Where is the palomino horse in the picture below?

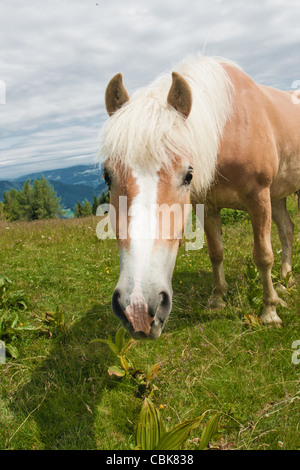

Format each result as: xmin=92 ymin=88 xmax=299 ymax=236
xmin=100 ymin=54 xmax=300 ymax=339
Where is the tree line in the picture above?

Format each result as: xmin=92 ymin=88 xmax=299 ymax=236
xmin=0 ymin=177 xmax=110 ymax=221
xmin=0 ymin=177 xmax=63 ymax=221
xmin=74 ymin=190 xmax=109 ymax=218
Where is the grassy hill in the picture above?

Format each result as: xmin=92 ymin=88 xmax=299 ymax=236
xmin=0 ymin=199 xmax=299 ymax=450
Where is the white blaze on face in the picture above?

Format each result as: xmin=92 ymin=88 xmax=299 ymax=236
xmin=124 ymin=168 xmax=159 ymax=334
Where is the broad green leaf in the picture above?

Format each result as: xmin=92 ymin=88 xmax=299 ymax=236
xmin=135 ymin=397 xmax=164 ymax=450
xmin=198 ymin=413 xmax=220 ymax=450
xmin=155 ymin=415 xmax=205 ymax=450
xmin=120 ymin=338 xmax=135 ymax=356
xmin=107 ymin=365 xmax=126 ymax=377
xmin=115 ymin=326 xmax=126 ymax=353
xmin=120 ymin=355 xmax=129 ymax=373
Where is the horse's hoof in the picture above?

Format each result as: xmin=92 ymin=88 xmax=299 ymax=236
xmin=208 ymin=295 xmax=226 ymax=309
xmin=261 ymin=306 xmax=282 ymax=327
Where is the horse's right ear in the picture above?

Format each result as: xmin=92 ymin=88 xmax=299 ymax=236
xmin=105 ymin=73 xmax=130 ymax=117
xmin=167 ymin=72 xmax=192 ymax=119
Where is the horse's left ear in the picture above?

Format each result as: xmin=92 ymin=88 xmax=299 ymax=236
xmin=105 ymin=73 xmax=130 ymax=117
xmin=167 ymin=72 xmax=192 ymax=119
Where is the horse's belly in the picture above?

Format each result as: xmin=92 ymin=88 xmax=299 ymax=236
xmin=271 ymin=157 xmax=300 ymax=199
xmin=199 ymin=187 xmax=247 ymax=211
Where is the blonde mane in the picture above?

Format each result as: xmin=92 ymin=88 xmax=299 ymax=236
xmin=99 ymin=54 xmax=235 ymax=195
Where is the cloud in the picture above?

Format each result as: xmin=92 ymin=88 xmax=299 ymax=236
xmin=0 ymin=0 xmax=299 ymax=178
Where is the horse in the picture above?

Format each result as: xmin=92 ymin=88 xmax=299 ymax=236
xmin=99 ymin=54 xmax=300 ymax=340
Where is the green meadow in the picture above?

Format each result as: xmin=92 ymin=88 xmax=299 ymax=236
xmin=0 ymin=198 xmax=299 ymax=450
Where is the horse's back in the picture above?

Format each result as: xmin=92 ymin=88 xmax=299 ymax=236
xmin=258 ymin=84 xmax=300 ymax=199
xmin=206 ymin=63 xmax=300 ymax=208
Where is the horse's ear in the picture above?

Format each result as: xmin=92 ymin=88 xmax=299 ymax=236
xmin=105 ymin=73 xmax=130 ymax=117
xmin=167 ymin=72 xmax=192 ymax=119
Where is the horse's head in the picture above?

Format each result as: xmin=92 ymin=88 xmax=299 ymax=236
xmin=102 ymin=72 xmax=194 ymax=339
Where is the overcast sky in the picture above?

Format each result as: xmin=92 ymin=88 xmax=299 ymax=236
xmin=0 ymin=0 xmax=300 ymax=179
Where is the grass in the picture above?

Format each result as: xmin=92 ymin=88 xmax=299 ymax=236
xmin=0 ymin=198 xmax=299 ymax=450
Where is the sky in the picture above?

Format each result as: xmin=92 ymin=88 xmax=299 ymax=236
xmin=0 ymin=0 xmax=300 ymax=179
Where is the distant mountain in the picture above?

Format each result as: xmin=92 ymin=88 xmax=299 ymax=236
xmin=0 ymin=181 xmax=23 ymax=193
xmin=0 ymin=164 xmax=107 ymax=211
xmin=14 ymin=164 xmax=103 ymax=189
xmin=49 ymin=180 xmax=105 ymax=209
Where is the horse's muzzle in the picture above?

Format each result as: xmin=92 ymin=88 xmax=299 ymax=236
xmin=111 ymin=288 xmax=172 ymax=340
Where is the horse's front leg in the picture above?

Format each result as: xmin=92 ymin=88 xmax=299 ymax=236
xmin=204 ymin=209 xmax=228 ymax=308
xmin=247 ymin=188 xmax=282 ymax=326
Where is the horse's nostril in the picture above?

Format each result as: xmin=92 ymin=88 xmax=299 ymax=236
xmin=159 ymin=291 xmax=171 ymax=310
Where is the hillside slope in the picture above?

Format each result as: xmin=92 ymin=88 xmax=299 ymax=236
xmin=0 ymin=198 xmax=299 ymax=450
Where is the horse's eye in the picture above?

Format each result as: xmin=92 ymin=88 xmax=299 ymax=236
xmin=184 ymin=171 xmax=193 ymax=186
xmin=103 ymin=170 xmax=111 ymax=189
